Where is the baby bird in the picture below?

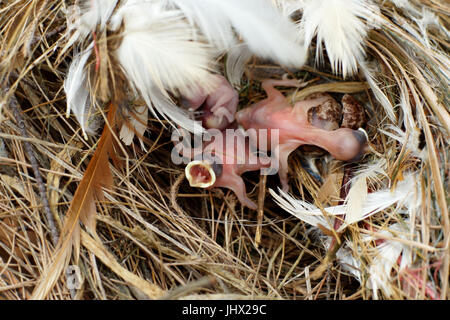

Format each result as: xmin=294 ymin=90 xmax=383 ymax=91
xmin=185 ymin=128 xmax=271 ymax=210
xmin=181 ymin=75 xmax=239 ymax=131
xmin=182 ymin=76 xmax=271 ymax=209
xmin=236 ymin=79 xmax=368 ymax=191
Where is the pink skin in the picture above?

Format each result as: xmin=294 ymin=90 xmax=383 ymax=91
xmin=188 ymin=129 xmax=271 ymax=210
xmin=181 ymin=75 xmax=239 ymax=130
xmin=182 ymin=75 xmax=268 ymax=208
xmin=236 ymin=79 xmax=368 ymax=191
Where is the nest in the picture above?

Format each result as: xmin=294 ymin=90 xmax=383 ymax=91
xmin=0 ymin=0 xmax=448 ymax=300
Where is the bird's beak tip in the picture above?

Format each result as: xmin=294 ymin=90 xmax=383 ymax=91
xmin=185 ymin=160 xmax=216 ymax=188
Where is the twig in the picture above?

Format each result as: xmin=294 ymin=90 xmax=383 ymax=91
xmin=310 ymin=239 xmax=343 ymax=280
xmin=170 ymin=172 xmax=187 ymax=216
xmin=30 ymin=25 xmax=66 ymax=48
xmin=310 ymin=164 xmax=355 ymax=280
xmin=161 ymin=276 xmax=217 ymax=300
xmin=304 ymin=266 xmax=312 ymax=300
xmin=8 ymin=90 xmax=59 ymax=246
xmin=255 ymin=174 xmax=267 ymax=247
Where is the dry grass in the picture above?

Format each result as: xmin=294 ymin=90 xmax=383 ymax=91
xmin=0 ymin=0 xmax=448 ymax=300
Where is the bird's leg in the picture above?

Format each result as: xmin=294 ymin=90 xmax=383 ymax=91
xmin=201 ymin=75 xmax=239 ymax=130
xmin=260 ymin=79 xmax=304 ymax=108
xmin=273 ymin=142 xmax=299 ymax=192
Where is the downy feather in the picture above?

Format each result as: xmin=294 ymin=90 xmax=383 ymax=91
xmin=344 ymin=175 xmax=368 ymax=226
xmin=119 ymin=105 xmax=148 ymax=149
xmin=328 ymin=180 xmax=421 ymax=298
xmin=166 ymin=0 xmax=306 ymax=67
xmin=273 ymin=0 xmax=305 ymax=18
xmin=225 ymin=44 xmax=253 ymax=88
xmin=344 ymin=159 xmax=388 ymax=226
xmin=64 ymin=0 xmax=118 ymax=51
xmin=380 ymin=125 xmax=427 ymax=161
xmin=270 ymin=173 xmax=419 ymax=231
xmin=378 ymin=80 xmax=425 ymax=160
xmin=64 ymin=48 xmax=92 ymax=139
xmin=365 ymin=221 xmax=414 ymax=298
xmin=299 ymin=0 xmax=380 ymax=78
xmin=113 ymin=1 xmax=211 ymax=133
xmin=332 ymin=222 xmax=414 ymax=299
xmin=360 ymin=62 xmax=397 ymax=122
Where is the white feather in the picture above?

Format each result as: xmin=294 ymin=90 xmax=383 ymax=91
xmin=273 ymin=0 xmax=305 ymax=18
xmin=390 ymin=5 xmax=450 ymax=82
xmin=65 ymin=0 xmax=118 ymax=49
xmin=365 ymin=221 xmax=414 ymax=298
xmin=379 ymin=81 xmax=425 ymax=161
xmin=113 ymin=1 xmax=211 ymax=133
xmin=316 ymin=171 xmax=422 ymax=298
xmin=398 ymin=81 xmax=416 ymax=131
xmin=344 ymin=176 xmax=368 ymax=226
xmin=299 ymin=0 xmax=380 ymax=78
xmin=389 ymin=0 xmax=411 ymax=9
xmin=344 ymin=159 xmax=388 ymax=226
xmin=393 ymin=8 xmax=438 ymax=50
xmin=335 ymin=244 xmax=363 ymax=282
xmin=119 ymin=105 xmax=148 ymax=149
xmin=225 ymin=44 xmax=253 ymax=88
xmin=412 ymin=8 xmax=443 ymax=50
xmin=166 ymin=0 xmax=306 ymax=67
xmin=270 ymin=173 xmax=420 ymax=231
xmin=64 ymin=48 xmax=92 ymax=139
xmin=163 ymin=0 xmax=236 ymax=51
xmin=360 ymin=62 xmax=397 ymax=122
xmin=349 ymin=158 xmax=388 ymax=187
xmin=148 ymin=86 xmax=204 ymax=134
xmin=269 ymin=189 xmax=329 ymax=228
xmin=380 ymin=126 xmax=427 ymax=161
xmin=332 ymin=222 xmax=413 ymax=299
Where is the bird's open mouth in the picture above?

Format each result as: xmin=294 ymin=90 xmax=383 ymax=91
xmin=185 ymin=160 xmax=216 ymax=188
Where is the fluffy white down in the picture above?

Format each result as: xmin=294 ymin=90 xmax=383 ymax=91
xmin=166 ymin=0 xmax=306 ymax=66
xmin=270 ymin=173 xmax=420 ymax=230
xmin=113 ymin=1 xmax=212 ymax=133
xmin=64 ymin=48 xmax=92 ymax=139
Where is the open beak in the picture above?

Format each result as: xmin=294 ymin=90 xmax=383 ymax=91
xmin=185 ymin=160 xmax=216 ymax=188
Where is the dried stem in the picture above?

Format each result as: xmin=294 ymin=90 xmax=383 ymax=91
xmin=7 ymin=89 xmax=59 ymax=247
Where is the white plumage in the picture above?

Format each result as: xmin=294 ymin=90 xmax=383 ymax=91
xmin=270 ymin=173 xmax=420 ymax=231
xmin=360 ymin=62 xmax=397 ymax=122
xmin=112 ymin=1 xmax=213 ymax=133
xmin=64 ymin=0 xmax=307 ymax=134
xmin=298 ymin=0 xmax=380 ymax=78
xmin=167 ymin=0 xmax=306 ymax=66
xmin=64 ymin=48 xmax=92 ymax=139
xmin=272 ymin=171 xmax=425 ymax=298
xmin=332 ymin=221 xmax=414 ymax=299
xmin=225 ymin=44 xmax=254 ymax=88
